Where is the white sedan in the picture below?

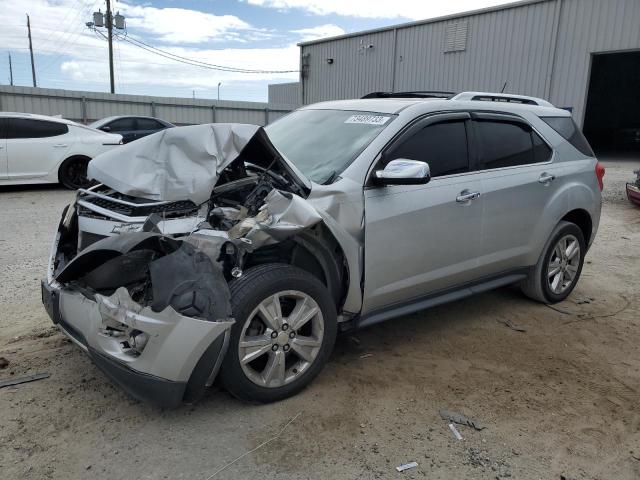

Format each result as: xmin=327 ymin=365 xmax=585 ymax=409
xmin=0 ymin=112 xmax=123 ymax=189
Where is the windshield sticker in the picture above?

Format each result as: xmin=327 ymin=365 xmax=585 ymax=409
xmin=344 ymin=115 xmax=390 ymax=126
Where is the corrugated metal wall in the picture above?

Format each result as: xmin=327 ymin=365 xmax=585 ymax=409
xmin=300 ymin=0 xmax=640 ymax=126
xmin=268 ymin=82 xmax=300 ymax=105
xmin=393 ymin=1 xmax=557 ymax=96
xmin=0 ymin=86 xmax=293 ymax=126
xmin=550 ymin=0 xmax=640 ymax=123
xmin=302 ymin=29 xmax=396 ymax=103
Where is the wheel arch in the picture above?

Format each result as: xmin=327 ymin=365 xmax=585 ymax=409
xmin=560 ymin=208 xmax=593 ymax=246
xmin=57 ymin=154 xmax=92 ymax=184
xmin=244 ymin=224 xmax=348 ymax=310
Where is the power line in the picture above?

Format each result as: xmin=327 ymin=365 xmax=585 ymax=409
xmin=114 ymin=33 xmax=299 ymax=74
xmin=38 ymin=0 xmax=101 ymax=72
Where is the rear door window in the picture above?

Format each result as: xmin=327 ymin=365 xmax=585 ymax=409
xmin=6 ymin=118 xmax=69 ymax=139
xmin=107 ymin=118 xmax=136 ymax=132
xmin=541 ymin=116 xmax=594 ymax=157
xmin=475 ymin=120 xmax=552 ymax=169
xmin=386 ymin=120 xmax=469 ymax=177
xmin=136 ymin=118 xmax=164 ymax=130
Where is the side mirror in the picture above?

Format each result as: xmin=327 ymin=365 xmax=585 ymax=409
xmin=100 ymin=126 xmax=112 ymax=132
xmin=374 ymin=159 xmax=431 ymax=185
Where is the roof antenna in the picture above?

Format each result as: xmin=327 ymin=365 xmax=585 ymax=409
xmin=500 ymin=81 xmax=508 ymax=93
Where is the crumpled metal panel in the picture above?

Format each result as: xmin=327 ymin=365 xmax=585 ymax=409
xmin=88 ymin=123 xmax=260 ymax=204
xmin=230 ymin=190 xmax=323 ymax=248
xmin=305 ymin=178 xmax=366 ymax=314
xmin=93 ymin=287 xmax=234 ymax=382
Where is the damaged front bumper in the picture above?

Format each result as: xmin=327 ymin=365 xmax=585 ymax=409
xmin=42 ymin=211 xmax=235 ymax=407
xmin=42 ymin=282 xmax=232 ymax=407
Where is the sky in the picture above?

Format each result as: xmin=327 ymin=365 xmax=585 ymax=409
xmin=0 ymin=0 xmax=518 ymax=102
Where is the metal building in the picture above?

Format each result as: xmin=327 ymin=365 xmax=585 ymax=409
xmin=298 ymin=0 xmax=640 ymax=154
xmin=268 ymin=82 xmax=300 ymax=105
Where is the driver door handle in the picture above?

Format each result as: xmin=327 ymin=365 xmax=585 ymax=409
xmin=538 ymin=173 xmax=556 ymax=184
xmin=456 ymin=190 xmax=481 ymax=203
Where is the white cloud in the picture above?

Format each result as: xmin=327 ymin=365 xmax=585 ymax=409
xmin=292 ymin=24 xmax=345 ymax=41
xmin=119 ymin=3 xmax=256 ymax=44
xmin=0 ymin=0 xmax=298 ymax=98
xmin=246 ymin=0 xmax=519 ymax=20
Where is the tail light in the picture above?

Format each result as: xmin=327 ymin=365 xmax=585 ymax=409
xmin=595 ymin=162 xmax=605 ymax=191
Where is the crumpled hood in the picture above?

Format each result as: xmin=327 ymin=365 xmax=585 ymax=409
xmin=87 ymin=123 xmax=309 ymax=205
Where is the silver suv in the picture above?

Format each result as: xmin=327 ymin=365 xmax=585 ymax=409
xmin=42 ymin=92 xmax=604 ymax=406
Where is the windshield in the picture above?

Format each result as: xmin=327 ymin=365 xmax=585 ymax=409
xmin=265 ymin=109 xmax=393 ymax=184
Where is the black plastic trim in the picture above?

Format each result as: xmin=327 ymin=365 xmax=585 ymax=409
xmin=89 ymin=347 xmax=186 ymax=408
xmin=357 ymin=269 xmax=529 ymax=330
xmin=183 ymin=333 xmax=227 ymax=403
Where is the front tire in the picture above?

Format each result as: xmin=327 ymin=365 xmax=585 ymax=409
xmin=219 ymin=264 xmax=337 ymax=403
xmin=58 ymin=156 xmax=91 ymax=190
xmin=521 ymin=221 xmax=586 ymax=303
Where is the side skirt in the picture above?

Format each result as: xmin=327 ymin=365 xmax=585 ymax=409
xmin=355 ymin=269 xmax=529 ymax=330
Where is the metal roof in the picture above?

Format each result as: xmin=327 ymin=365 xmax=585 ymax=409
xmin=297 ymin=0 xmax=551 ymax=46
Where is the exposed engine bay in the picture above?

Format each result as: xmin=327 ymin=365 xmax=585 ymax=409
xmin=53 ymin=138 xmax=322 ymax=312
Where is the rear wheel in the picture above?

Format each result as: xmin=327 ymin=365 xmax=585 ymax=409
xmin=58 ymin=156 xmax=91 ymax=190
xmin=521 ymin=221 xmax=586 ymax=303
xmin=219 ymin=264 xmax=337 ymax=403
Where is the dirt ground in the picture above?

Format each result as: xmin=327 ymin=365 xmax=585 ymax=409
xmin=1 ymin=159 xmax=639 ymax=480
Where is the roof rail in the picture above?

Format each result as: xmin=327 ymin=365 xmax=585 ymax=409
xmin=451 ymin=91 xmax=554 ymax=107
xmin=361 ymin=91 xmax=456 ymax=100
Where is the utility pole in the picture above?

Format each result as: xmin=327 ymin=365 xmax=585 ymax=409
xmin=87 ymin=4 xmax=124 ymax=94
xmin=105 ymin=0 xmax=115 ymax=93
xmin=26 ymin=14 xmax=37 ymax=87
xmin=8 ymin=53 xmax=14 ymax=86
xmin=217 ymin=82 xmax=222 ymax=101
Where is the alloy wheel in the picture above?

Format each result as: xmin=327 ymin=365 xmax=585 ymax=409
xmin=238 ymin=290 xmax=324 ymax=388
xmin=64 ymin=159 xmax=89 ymax=189
xmin=547 ymin=234 xmax=581 ymax=294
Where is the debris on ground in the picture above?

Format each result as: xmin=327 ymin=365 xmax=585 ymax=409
xmin=440 ymin=409 xmax=486 ymax=431
xmin=448 ymin=423 xmax=463 ymax=440
xmin=464 ymin=447 xmax=511 ymax=477
xmin=0 ymin=372 xmax=50 ymax=388
xmin=348 ymin=336 xmax=361 ymax=346
xmin=0 ymin=357 xmax=9 ymax=369
xmin=359 ymin=353 xmax=373 ymax=359
xmin=395 ymin=461 xmax=418 ymax=472
xmin=497 ymin=319 xmax=527 ymax=332
xmin=575 ymin=297 xmax=595 ymax=305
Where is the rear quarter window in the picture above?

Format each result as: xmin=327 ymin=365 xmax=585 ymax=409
xmin=6 ymin=118 xmax=69 ymax=139
xmin=541 ymin=116 xmax=594 ymax=157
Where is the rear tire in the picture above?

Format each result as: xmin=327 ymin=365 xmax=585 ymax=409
xmin=58 ymin=156 xmax=91 ymax=190
xmin=219 ymin=264 xmax=337 ymax=403
xmin=521 ymin=221 xmax=586 ymax=304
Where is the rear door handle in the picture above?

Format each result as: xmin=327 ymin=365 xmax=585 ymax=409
xmin=53 ymin=144 xmax=68 ymax=148
xmin=456 ymin=190 xmax=481 ymax=203
xmin=539 ymin=173 xmax=556 ymax=184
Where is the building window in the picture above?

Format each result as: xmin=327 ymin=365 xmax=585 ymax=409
xmin=444 ymin=20 xmax=468 ymax=53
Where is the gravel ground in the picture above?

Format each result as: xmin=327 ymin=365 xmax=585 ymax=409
xmin=0 ymin=159 xmax=639 ymax=480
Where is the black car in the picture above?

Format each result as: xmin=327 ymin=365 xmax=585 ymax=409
xmin=89 ymin=116 xmax=174 ymax=143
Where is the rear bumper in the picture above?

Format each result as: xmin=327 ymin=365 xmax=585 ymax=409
xmin=42 ymin=279 xmax=232 ymax=407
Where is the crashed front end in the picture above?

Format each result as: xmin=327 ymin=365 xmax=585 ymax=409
xmin=43 ymin=210 xmax=239 ymax=407
xmin=42 ymin=123 xmax=323 ymax=407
